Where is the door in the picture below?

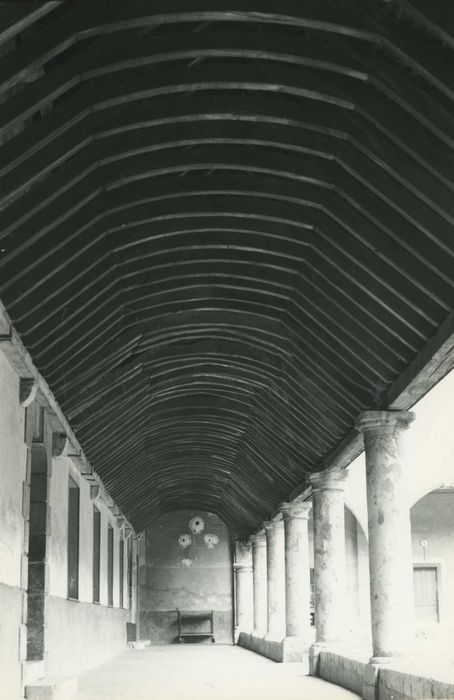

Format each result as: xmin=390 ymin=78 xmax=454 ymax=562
xmin=413 ymin=566 xmax=439 ymax=623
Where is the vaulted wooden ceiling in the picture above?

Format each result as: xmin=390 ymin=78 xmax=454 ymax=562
xmin=0 ymin=1 xmax=453 ymax=534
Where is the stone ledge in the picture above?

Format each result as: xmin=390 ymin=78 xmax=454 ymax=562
xmin=238 ymin=632 xmax=283 ymax=662
xmin=238 ymin=632 xmax=309 ymax=668
xmin=23 ymin=660 xmax=45 ymax=684
xmin=379 ymin=666 xmax=454 ymax=700
xmin=318 ymin=650 xmax=368 ymax=697
xmin=317 ymin=650 xmax=454 ymax=700
xmin=25 ymin=676 xmax=77 ymax=700
xmin=128 ymin=639 xmax=151 ymax=649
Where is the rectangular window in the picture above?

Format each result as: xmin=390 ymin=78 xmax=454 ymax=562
xmin=119 ymin=538 xmax=124 ymax=608
xmin=128 ymin=538 xmax=133 ymax=611
xmin=107 ymin=524 xmax=114 ymax=606
xmin=67 ymin=478 xmax=80 ymax=599
xmin=413 ymin=565 xmax=439 ymax=623
xmin=93 ymin=506 xmax=101 ymax=603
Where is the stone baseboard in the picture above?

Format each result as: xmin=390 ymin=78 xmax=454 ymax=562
xmin=238 ymin=632 xmax=309 ymax=667
xmin=25 ymin=676 xmax=77 ymax=700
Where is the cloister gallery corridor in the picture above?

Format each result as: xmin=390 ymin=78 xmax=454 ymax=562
xmin=1 ymin=2 xmax=454 ymax=699
xmin=72 ymin=646 xmax=360 ymax=700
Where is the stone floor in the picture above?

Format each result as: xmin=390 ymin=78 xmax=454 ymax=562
xmin=73 ymin=645 xmax=361 ymax=700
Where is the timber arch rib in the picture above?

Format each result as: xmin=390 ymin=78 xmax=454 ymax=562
xmin=0 ymin=1 xmax=453 ymax=535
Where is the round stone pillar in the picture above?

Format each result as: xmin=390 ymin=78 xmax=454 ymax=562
xmin=357 ymin=410 xmax=415 ymax=662
xmin=281 ymin=501 xmax=312 ymax=641
xmin=250 ymin=533 xmax=267 ymax=635
xmin=310 ymin=468 xmax=348 ymax=647
xmin=264 ymin=519 xmax=286 ymax=640
xmin=234 ymin=563 xmax=253 ymax=635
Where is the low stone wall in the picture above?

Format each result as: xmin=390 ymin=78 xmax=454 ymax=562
xmin=379 ymin=667 xmax=454 ymax=700
xmin=238 ymin=632 xmax=283 ymax=662
xmin=318 ymin=650 xmax=368 ymax=696
xmin=317 ymin=650 xmax=454 ymax=700
xmin=45 ymin=596 xmax=128 ymax=677
xmin=0 ymin=583 xmax=24 ymax=700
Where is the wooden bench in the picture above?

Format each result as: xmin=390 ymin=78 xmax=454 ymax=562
xmin=176 ymin=608 xmax=215 ymax=643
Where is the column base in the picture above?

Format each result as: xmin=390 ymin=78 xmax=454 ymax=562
xmin=362 ymin=661 xmax=381 ymax=700
xmin=309 ymin=642 xmax=327 ymax=676
xmin=263 ymin=630 xmax=285 ymax=643
xmin=369 ymin=655 xmax=393 ymax=665
xmin=281 ymin=636 xmax=310 ymax=666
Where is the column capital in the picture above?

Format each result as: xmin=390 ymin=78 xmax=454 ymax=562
xmin=356 ymin=410 xmax=415 ymax=434
xmin=249 ymin=533 xmax=266 ymax=547
xmin=280 ymin=501 xmax=312 ymax=520
xmin=233 ymin=563 xmax=253 ymax=573
xmin=263 ymin=518 xmax=284 ymax=532
xmin=309 ymin=468 xmax=348 ymax=492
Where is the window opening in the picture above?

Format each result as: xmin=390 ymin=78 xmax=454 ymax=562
xmin=67 ymin=478 xmax=80 ymax=600
xmin=93 ymin=506 xmax=101 ymax=603
xmin=119 ymin=538 xmax=124 ymax=608
xmin=107 ymin=524 xmax=114 ymax=606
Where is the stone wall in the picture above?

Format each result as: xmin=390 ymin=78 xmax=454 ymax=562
xmin=379 ymin=667 xmax=454 ymax=700
xmin=139 ymin=510 xmax=234 ymax=644
xmin=318 ymin=651 xmax=367 ymax=696
xmin=45 ymin=450 xmax=133 ymax=676
xmin=411 ymin=491 xmax=454 ymax=635
xmin=0 ymin=351 xmax=27 ymax=699
xmin=0 ymin=345 xmax=138 ymax=697
xmin=318 ymin=651 xmax=454 ymax=700
xmin=45 ymin=597 xmax=128 ymax=676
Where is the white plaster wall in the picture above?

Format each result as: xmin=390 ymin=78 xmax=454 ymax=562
xmin=345 ymin=456 xmax=368 ymax=537
xmin=46 ymin=436 xmax=132 ymax=676
xmin=411 ymin=491 xmax=454 ymax=640
xmin=406 ymin=370 xmax=454 ymax=505
xmin=0 ymin=350 xmax=27 ymax=588
xmin=0 ymin=350 xmax=27 ymax=699
xmin=45 ymin=597 xmax=127 ymax=677
xmin=343 ymin=370 xmax=454 ymax=533
xmin=336 ymin=370 xmax=454 ymax=652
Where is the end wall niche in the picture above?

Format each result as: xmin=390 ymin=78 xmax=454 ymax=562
xmin=139 ymin=510 xmax=233 ymax=644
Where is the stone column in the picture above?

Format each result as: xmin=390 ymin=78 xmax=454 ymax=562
xmin=234 ymin=539 xmax=254 ymax=638
xmin=264 ymin=519 xmax=286 ymax=640
xmin=250 ymin=533 xmax=267 ymax=635
xmin=280 ymin=501 xmax=313 ymax=663
xmin=309 ymin=468 xmax=348 ymax=672
xmin=356 ymin=410 xmax=415 ymax=663
xmin=281 ymin=501 xmax=312 ymax=640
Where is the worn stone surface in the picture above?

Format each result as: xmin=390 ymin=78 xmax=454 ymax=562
xmin=25 ymin=676 xmax=77 ymax=700
xmin=379 ymin=667 xmax=454 ymax=700
xmin=45 ymin=596 xmax=128 ymax=677
xmin=318 ymin=650 xmax=368 ymax=697
xmin=239 ymin=631 xmax=284 ymax=662
xmin=281 ymin=502 xmax=312 ymax=641
xmin=250 ymin=533 xmax=267 ymax=635
xmin=234 ymin=563 xmax=253 ymax=635
xmin=264 ymin=519 xmax=285 ymax=640
xmin=357 ymin=411 xmax=415 ymax=660
xmin=0 ymin=351 xmax=27 ymax=698
xmin=44 ymin=441 xmax=133 ymax=679
xmin=139 ymin=510 xmax=233 ymax=644
xmin=0 ymin=583 xmax=24 ymax=699
xmin=310 ymin=469 xmax=348 ymax=646
xmin=72 ymin=645 xmax=362 ymax=700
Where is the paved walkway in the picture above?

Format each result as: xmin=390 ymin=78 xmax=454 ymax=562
xmin=73 ymin=645 xmax=361 ymax=700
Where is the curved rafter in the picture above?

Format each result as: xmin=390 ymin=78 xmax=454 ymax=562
xmin=0 ymin=1 xmax=452 ymax=535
